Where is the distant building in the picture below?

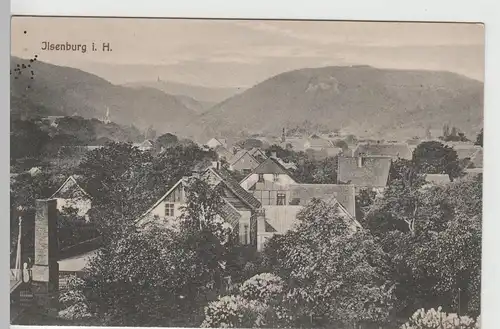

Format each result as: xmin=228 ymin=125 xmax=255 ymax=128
xmin=464 ymin=167 xmax=483 ymax=178
xmin=304 ymin=136 xmax=333 ymax=150
xmin=424 ymin=174 xmax=451 ymax=186
xmin=353 ymin=142 xmax=413 ymax=160
xmin=101 ymin=107 xmax=111 ymax=124
xmin=450 ymin=144 xmax=483 ymax=169
xmin=269 ymin=153 xmax=297 ymax=171
xmin=228 ymin=149 xmax=261 ymax=174
xmin=206 ymin=138 xmax=227 ymax=149
xmin=248 ymin=148 xmax=268 ymax=162
xmin=133 ymin=139 xmax=154 ymax=151
xmin=50 ymin=175 xmax=92 ymax=220
xmin=240 ymin=158 xmax=297 ymax=190
xmin=337 ymin=156 xmax=392 ymax=194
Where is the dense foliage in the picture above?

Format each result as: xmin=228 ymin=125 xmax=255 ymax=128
xmin=412 ymin=141 xmax=463 ymax=180
xmin=365 ymin=174 xmax=482 ymax=318
xmin=260 ymin=199 xmax=396 ymax=328
xmin=401 ymin=307 xmax=479 ymax=329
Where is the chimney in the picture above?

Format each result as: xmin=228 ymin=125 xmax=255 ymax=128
xmin=271 ymin=152 xmax=277 ymax=159
xmin=31 ymin=199 xmax=59 ymax=315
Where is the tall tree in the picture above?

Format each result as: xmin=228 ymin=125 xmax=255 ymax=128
xmin=261 ymin=199 xmax=395 ymax=328
xmin=412 ymin=141 xmax=463 ymax=180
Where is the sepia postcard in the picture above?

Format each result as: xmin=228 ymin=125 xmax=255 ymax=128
xmin=10 ymin=17 xmax=484 ymax=328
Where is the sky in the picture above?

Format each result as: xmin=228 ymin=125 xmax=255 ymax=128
xmin=11 ymin=17 xmax=484 ymax=88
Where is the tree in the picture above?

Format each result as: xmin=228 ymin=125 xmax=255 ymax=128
xmin=155 ymin=132 xmax=179 ymax=149
xmin=333 ymin=139 xmax=349 ymax=151
xmin=69 ymin=178 xmax=238 ymax=326
xmin=364 ymin=175 xmax=482 ymax=318
xmin=261 ymin=199 xmax=396 ymax=328
xmin=474 ymin=129 xmax=483 ymax=147
xmin=355 ymin=188 xmax=377 ymax=222
xmin=77 ymin=142 xmax=155 ymax=223
xmin=412 ymin=141 xmax=463 ymax=180
xmin=10 ymin=119 xmax=50 ymax=166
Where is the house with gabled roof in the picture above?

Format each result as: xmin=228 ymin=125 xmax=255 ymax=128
xmin=248 ymin=148 xmax=268 ymax=162
xmin=354 ymin=142 xmax=413 ymax=160
xmin=304 ymin=136 xmax=333 ymax=151
xmin=133 ymin=139 xmax=154 ymax=151
xmin=206 ymin=138 xmax=227 ymax=149
xmin=137 ymin=164 xmax=262 ymax=246
xmin=252 ymin=182 xmax=359 ymax=251
xmin=228 ymin=149 xmax=261 ymax=174
xmin=50 ymin=175 xmax=92 ymax=220
xmin=337 ymin=156 xmax=392 ymax=194
xmin=240 ymin=157 xmax=297 ymax=191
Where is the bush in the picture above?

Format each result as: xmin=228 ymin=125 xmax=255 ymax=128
xmin=401 ymin=307 xmax=480 ymax=329
xmin=201 ymin=273 xmax=290 ymax=328
xmin=201 ymin=295 xmax=268 ymax=328
xmin=58 ymin=276 xmax=94 ymax=320
xmin=239 ymin=273 xmax=284 ymax=300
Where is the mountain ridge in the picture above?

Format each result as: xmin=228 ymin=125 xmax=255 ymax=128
xmin=10 ymin=56 xmax=197 ymax=136
xmin=189 ymin=65 xmax=483 ymax=142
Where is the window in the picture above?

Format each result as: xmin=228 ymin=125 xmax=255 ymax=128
xmin=273 ymin=174 xmax=279 ymax=182
xmin=277 ymin=193 xmax=286 ymax=205
xmin=165 ymin=203 xmax=175 ymax=217
xmin=258 ymin=174 xmax=264 ymax=182
xmin=244 ymin=224 xmax=249 ymax=245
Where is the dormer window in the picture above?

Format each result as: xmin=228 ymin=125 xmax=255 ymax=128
xmin=258 ymin=174 xmax=264 ymax=182
xmin=273 ymin=174 xmax=279 ymax=182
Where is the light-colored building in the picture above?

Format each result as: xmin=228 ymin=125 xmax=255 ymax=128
xmin=133 ymin=139 xmax=154 ymax=151
xmin=304 ymin=136 xmax=334 ymax=151
xmin=50 ymin=175 xmax=92 ymax=220
xmin=252 ymin=182 xmax=359 ymax=251
xmin=206 ymin=138 xmax=227 ymax=149
xmin=424 ymin=174 xmax=451 ymax=185
xmin=137 ymin=165 xmax=262 ymax=246
xmin=353 ymin=142 xmax=413 ymax=160
xmin=240 ymin=158 xmax=297 ymax=191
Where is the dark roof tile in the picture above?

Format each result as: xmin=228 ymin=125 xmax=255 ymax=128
xmin=288 ymin=183 xmax=356 ymax=218
xmin=338 ymin=156 xmax=392 ymax=187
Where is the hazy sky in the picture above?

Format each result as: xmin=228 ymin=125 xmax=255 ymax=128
xmin=11 ymin=17 xmax=484 ymax=88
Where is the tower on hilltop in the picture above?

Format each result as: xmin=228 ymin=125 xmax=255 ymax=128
xmin=103 ymin=107 xmax=111 ymax=124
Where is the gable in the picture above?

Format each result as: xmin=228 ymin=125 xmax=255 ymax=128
xmin=253 ymin=158 xmax=291 ymax=175
xmin=164 ymin=183 xmax=185 ymax=203
xmin=288 ymin=184 xmax=356 ymax=218
xmin=51 ymin=177 xmax=90 ymax=200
